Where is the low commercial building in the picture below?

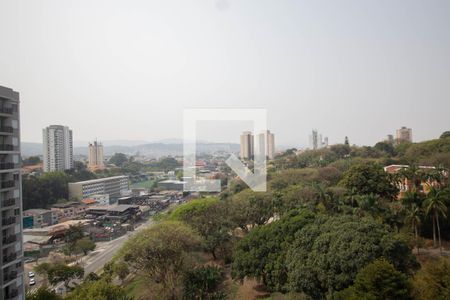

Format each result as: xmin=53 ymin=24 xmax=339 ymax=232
xmin=86 ymin=205 xmax=140 ymax=223
xmin=69 ymin=175 xmax=129 ymax=200
xmin=158 ymin=179 xmax=185 ymax=191
xmin=23 ymin=215 xmax=34 ymax=229
xmin=23 ymin=209 xmax=58 ymax=227
xmin=90 ymin=194 xmax=110 ymax=205
xmin=51 ymin=202 xmax=88 ymax=222
xmin=23 ymin=220 xmax=91 ymax=238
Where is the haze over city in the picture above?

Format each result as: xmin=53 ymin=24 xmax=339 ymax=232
xmin=1 ymin=0 xmax=449 ymax=146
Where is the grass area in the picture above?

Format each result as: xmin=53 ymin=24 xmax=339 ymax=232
xmin=130 ymin=179 xmax=156 ymax=189
xmin=124 ymin=275 xmax=149 ymax=299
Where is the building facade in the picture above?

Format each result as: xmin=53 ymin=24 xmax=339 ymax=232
xmin=50 ymin=202 xmax=88 ymax=223
xmin=88 ymin=140 xmax=104 ymax=170
xmin=68 ymin=176 xmax=129 ymax=200
xmin=309 ymin=129 xmax=327 ymax=150
xmin=396 ymin=126 xmax=412 ymax=144
xmin=240 ymin=131 xmax=254 ymax=160
xmin=22 ymin=209 xmax=58 ymax=228
xmin=0 ymin=86 xmax=24 ymax=300
xmin=257 ymin=130 xmax=275 ymax=160
xmin=42 ymin=125 xmax=73 ymax=172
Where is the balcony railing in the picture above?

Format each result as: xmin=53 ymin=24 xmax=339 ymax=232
xmin=2 ymin=235 xmax=17 ymax=245
xmin=0 ymin=145 xmax=15 ymax=151
xmin=2 ymin=270 xmax=17 ymax=282
xmin=0 ymin=107 xmax=13 ymax=115
xmin=0 ymin=126 xmax=13 ymax=133
xmin=2 ymin=252 xmax=17 ymax=264
xmin=6 ymin=288 xmax=19 ymax=299
xmin=2 ymin=198 xmax=16 ymax=208
xmin=1 ymin=181 xmax=15 ymax=189
xmin=0 ymin=163 xmax=18 ymax=170
xmin=1 ymin=216 xmax=16 ymax=226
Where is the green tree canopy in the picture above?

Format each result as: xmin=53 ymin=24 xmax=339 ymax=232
xmin=75 ymin=237 xmax=96 ymax=255
xmin=413 ymin=257 xmax=450 ymax=299
xmin=340 ymin=162 xmax=398 ymax=199
xmin=66 ymin=279 xmax=130 ymax=300
xmin=170 ymin=198 xmax=233 ymax=259
xmin=26 ymin=287 xmax=62 ymax=300
xmin=334 ymin=258 xmax=412 ymax=300
xmin=47 ymin=263 xmax=84 ymax=289
xmin=440 ymin=131 xmax=450 ymax=139
xmin=183 ymin=266 xmax=226 ymax=300
xmin=22 ymin=172 xmax=70 ymax=209
xmin=22 ymin=155 xmax=42 ymax=166
xmin=108 ymin=153 xmax=128 ymax=167
xmin=232 ymin=209 xmax=315 ymax=291
xmin=286 ymin=215 xmax=418 ymax=298
xmin=118 ymin=221 xmax=202 ymax=299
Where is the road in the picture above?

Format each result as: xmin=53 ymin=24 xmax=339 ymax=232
xmin=28 ymin=216 xmax=157 ymax=295
xmin=84 ymin=217 xmax=156 ymax=274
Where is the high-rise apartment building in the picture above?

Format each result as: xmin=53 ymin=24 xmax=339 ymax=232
xmin=88 ymin=140 xmax=104 ymax=170
xmin=257 ymin=130 xmax=275 ymax=160
xmin=42 ymin=125 xmax=73 ymax=172
xmin=240 ymin=131 xmax=254 ymax=160
xmin=386 ymin=134 xmax=394 ymax=145
xmin=309 ymin=129 xmax=319 ymax=150
xmin=240 ymin=130 xmax=275 ymax=160
xmin=0 ymin=86 xmax=24 ymax=300
xmin=309 ymin=129 xmax=327 ymax=150
xmin=396 ymin=127 xmax=412 ymax=144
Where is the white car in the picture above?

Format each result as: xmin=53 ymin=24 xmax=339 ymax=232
xmin=28 ymin=271 xmax=35 ymax=278
xmin=29 ymin=278 xmax=36 ymax=286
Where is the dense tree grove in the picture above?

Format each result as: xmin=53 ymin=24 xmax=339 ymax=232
xmin=22 ymin=155 xmax=41 ymax=166
xmin=334 ymin=259 xmax=413 ymax=300
xmin=22 ymin=172 xmax=70 ymax=209
xmin=55 ymin=135 xmax=450 ymax=299
xmin=340 ymin=162 xmax=399 ymax=199
xmin=110 ymin=136 xmax=450 ymax=299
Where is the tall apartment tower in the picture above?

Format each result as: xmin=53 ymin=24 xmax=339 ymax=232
xmin=240 ymin=131 xmax=254 ymax=160
xmin=257 ymin=130 xmax=275 ymax=160
xmin=309 ymin=129 xmax=328 ymax=150
xmin=42 ymin=125 xmax=74 ymax=172
xmin=0 ymin=86 xmax=24 ymax=300
xmin=88 ymin=140 xmax=104 ymax=170
xmin=309 ymin=129 xmax=319 ymax=150
xmin=396 ymin=127 xmax=412 ymax=144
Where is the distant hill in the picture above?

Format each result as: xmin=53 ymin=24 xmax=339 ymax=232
xmin=21 ymin=142 xmax=43 ymax=157
xmin=21 ymin=141 xmax=240 ymax=158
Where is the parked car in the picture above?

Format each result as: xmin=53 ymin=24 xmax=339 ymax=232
xmin=24 ymin=257 xmax=36 ymax=263
xmin=29 ymin=278 xmax=36 ymax=286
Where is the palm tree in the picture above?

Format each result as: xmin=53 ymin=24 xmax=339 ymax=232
xmin=402 ymin=190 xmax=423 ymax=207
xmin=424 ymin=166 xmax=448 ymax=189
xmin=355 ymin=193 xmax=381 ymax=218
xmin=312 ymin=182 xmax=332 ymax=210
xmin=399 ymin=165 xmax=426 ymax=192
xmin=424 ymin=186 xmax=448 ymax=253
xmin=405 ymin=204 xmax=422 ymax=255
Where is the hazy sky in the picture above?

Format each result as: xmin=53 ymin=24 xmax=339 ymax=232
xmin=1 ymin=0 xmax=449 ymax=147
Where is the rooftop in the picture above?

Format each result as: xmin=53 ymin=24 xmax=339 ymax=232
xmin=87 ymin=204 xmax=139 ymax=213
xmin=51 ymin=201 xmax=83 ymax=208
xmin=69 ymin=175 xmax=128 ymax=185
xmin=23 ymin=209 xmax=52 ymax=216
xmin=81 ymin=199 xmax=97 ymax=205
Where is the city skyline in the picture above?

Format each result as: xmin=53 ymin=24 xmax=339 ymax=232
xmin=1 ymin=1 xmax=449 ymax=146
